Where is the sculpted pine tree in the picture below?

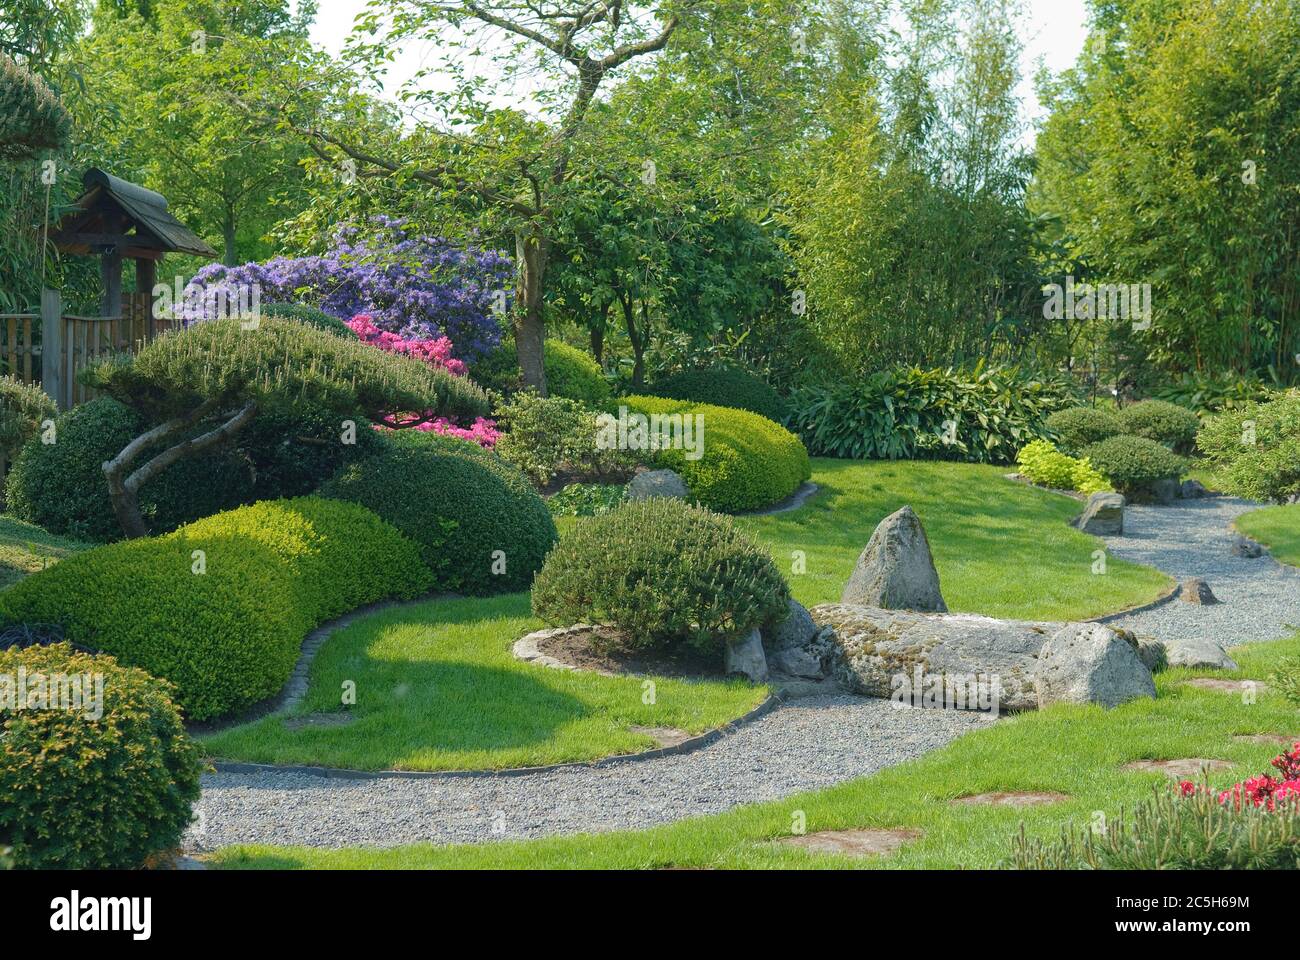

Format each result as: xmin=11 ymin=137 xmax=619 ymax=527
xmin=85 ymin=318 xmax=488 ymax=538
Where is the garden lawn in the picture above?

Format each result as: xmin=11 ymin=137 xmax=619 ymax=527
xmin=1235 ymin=504 xmax=1300 ymax=567
xmin=198 ymin=593 xmax=768 ymax=772
xmin=202 ymin=459 xmax=1170 ymax=773
xmin=210 ymin=631 xmax=1300 ymax=869
xmin=0 ymin=515 xmax=89 ymax=589
xmin=737 ymin=459 xmax=1170 ymax=620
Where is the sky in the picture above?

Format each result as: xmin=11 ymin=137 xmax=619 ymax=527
xmin=304 ymin=0 xmax=1091 ymax=143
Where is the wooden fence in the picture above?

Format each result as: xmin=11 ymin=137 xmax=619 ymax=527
xmin=0 ymin=289 xmax=175 ymax=412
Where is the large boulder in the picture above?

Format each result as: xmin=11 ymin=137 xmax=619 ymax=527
xmin=762 ymin=600 xmax=833 ymax=679
xmin=1035 ymin=623 xmax=1156 ymax=709
xmin=724 ymin=627 xmax=769 ymax=682
xmin=1163 ymin=636 xmax=1238 ymax=670
xmin=812 ymin=603 xmax=1052 ymax=710
xmin=1074 ymin=492 xmax=1125 ymax=536
xmin=626 ymin=469 xmax=689 ymax=501
xmin=841 ymin=505 xmax=947 ymax=612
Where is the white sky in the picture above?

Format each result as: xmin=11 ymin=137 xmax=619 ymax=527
xmin=304 ymin=0 xmax=1090 ymax=143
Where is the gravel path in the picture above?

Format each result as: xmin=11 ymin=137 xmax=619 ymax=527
xmin=190 ymin=695 xmax=991 ymax=850
xmin=1101 ymin=496 xmax=1300 ymax=645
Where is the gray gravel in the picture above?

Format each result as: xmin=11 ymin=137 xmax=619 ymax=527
xmin=1101 ymin=496 xmax=1300 ymax=645
xmin=189 ymin=695 xmax=991 ymax=850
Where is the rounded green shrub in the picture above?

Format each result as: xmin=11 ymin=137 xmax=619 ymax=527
xmin=615 ymin=396 xmax=810 ymax=512
xmin=260 ymin=302 xmax=357 ymax=339
xmin=0 ymin=643 xmax=201 ymax=868
xmin=651 ymin=366 xmax=785 ymax=422
xmin=4 ymin=397 xmax=251 ymax=542
xmin=0 ymin=497 xmax=429 ymax=721
xmin=0 ymin=376 xmax=54 ymax=456
xmin=1081 ymin=435 xmax=1188 ymax=497
xmin=1196 ymin=391 xmax=1300 ymax=503
xmin=1016 ymin=440 xmax=1113 ymax=495
xmin=494 ymin=390 xmax=638 ymax=487
xmin=1118 ymin=399 xmax=1200 ymax=453
xmin=321 ymin=431 xmax=557 ymax=594
xmin=1045 ymin=406 xmax=1124 ymax=456
xmin=470 ymin=338 xmax=610 ymax=404
xmin=532 ymin=498 xmax=790 ymax=657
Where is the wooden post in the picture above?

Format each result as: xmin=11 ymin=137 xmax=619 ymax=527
xmin=101 ymin=246 xmax=123 ymax=319
xmin=40 ymin=288 xmax=63 ymax=410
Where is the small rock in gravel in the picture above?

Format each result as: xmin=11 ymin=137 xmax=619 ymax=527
xmin=1181 ymin=479 xmax=1210 ymax=499
xmin=1180 ymin=577 xmax=1220 ymax=605
xmin=1230 ymin=536 xmax=1263 ymax=558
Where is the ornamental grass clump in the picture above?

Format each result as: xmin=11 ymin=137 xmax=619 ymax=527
xmin=531 ymin=498 xmax=790 ymax=658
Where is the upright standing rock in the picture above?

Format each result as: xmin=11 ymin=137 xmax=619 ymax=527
xmin=841 ymin=505 xmax=947 ymax=612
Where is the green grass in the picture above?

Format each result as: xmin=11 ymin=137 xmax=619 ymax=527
xmin=736 ymin=459 xmax=1170 ymax=620
xmin=201 ymin=459 xmax=1170 ymax=773
xmin=198 ymin=593 xmax=768 ymax=771
xmin=210 ymin=631 xmax=1300 ymax=869
xmin=1235 ymin=503 xmax=1300 ymax=567
xmin=0 ymin=514 xmax=89 ymax=589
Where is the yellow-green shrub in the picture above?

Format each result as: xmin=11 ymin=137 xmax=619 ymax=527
xmin=616 ymin=396 xmax=811 ymax=512
xmin=1017 ymin=440 xmax=1113 ymax=495
xmin=0 ymin=644 xmax=201 ymax=868
xmin=0 ymin=497 xmax=432 ymax=721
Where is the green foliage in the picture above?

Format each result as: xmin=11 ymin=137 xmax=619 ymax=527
xmin=1032 ymin=0 xmax=1300 ymax=380
xmin=1150 ymin=370 xmax=1283 ymax=417
xmin=1118 ymin=399 xmax=1201 ymax=454
xmin=471 ymin=338 xmax=610 ymax=404
xmin=650 ymin=366 xmax=785 ymax=422
xmin=494 ymin=390 xmax=636 ymax=487
xmin=531 ymin=498 xmax=790 ymax=657
xmin=617 ymin=396 xmax=811 ymax=512
xmin=1196 ymin=391 xmax=1300 ymax=503
xmin=235 ymin=402 xmax=387 ymax=503
xmin=1007 ymin=787 xmax=1300 ymax=870
xmin=1080 ymin=435 xmax=1188 ymax=498
xmin=4 ymin=397 xmax=251 ymax=542
xmin=546 ymin=482 xmax=626 ymax=518
xmin=0 ymin=643 xmax=201 ymax=869
xmin=321 ymin=430 xmax=557 ymax=594
xmin=85 ymin=317 xmax=488 ymax=424
xmin=1044 ymin=406 xmax=1123 ymax=457
xmin=1271 ymin=657 xmax=1300 ymax=707
xmin=1015 ymin=440 xmax=1112 ymax=495
xmin=0 ymin=52 xmax=70 ymax=161
xmin=0 ymin=497 xmax=430 ymax=721
xmin=787 ymin=365 xmax=1077 ymax=464
xmin=0 ymin=376 xmax=53 ymax=455
xmin=260 ymin=302 xmax=357 ymax=339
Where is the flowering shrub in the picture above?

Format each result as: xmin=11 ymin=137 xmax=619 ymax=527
xmin=346 ymin=314 xmax=466 ymax=376
xmin=1179 ymin=743 xmax=1300 ymax=812
xmin=184 ymin=217 xmax=512 ymax=358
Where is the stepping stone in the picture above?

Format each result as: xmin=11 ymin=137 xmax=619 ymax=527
xmin=950 ymin=791 xmax=1069 ymax=807
xmin=1183 ymin=678 xmax=1267 ymax=694
xmin=282 ymin=712 xmax=355 ymax=731
xmin=1122 ymin=758 xmax=1236 ymax=778
xmin=1233 ymin=734 xmax=1300 ymax=746
xmin=779 ymin=828 xmax=922 ymax=857
xmin=628 ymin=725 xmax=692 ymax=748
xmin=1179 ymin=578 xmax=1219 ymax=605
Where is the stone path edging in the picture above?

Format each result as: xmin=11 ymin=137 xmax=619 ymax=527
xmin=208 ymin=692 xmax=782 ymax=781
xmin=1089 ymin=581 xmax=1182 ymax=625
xmin=740 ymin=481 xmax=821 ymax=516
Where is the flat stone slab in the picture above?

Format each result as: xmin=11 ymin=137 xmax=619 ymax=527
xmin=1233 ymin=734 xmax=1300 ymax=746
xmin=779 ymin=827 xmax=922 ymax=857
xmin=950 ymin=791 xmax=1069 ymax=807
xmin=1122 ymin=758 xmax=1236 ymax=778
xmin=1183 ymin=678 xmax=1267 ymax=694
xmin=628 ymin=725 xmax=692 ymax=748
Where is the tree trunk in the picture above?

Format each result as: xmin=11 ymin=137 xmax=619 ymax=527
xmin=514 ymin=226 xmax=549 ymax=396
xmin=589 ymin=303 xmax=608 ymax=368
xmin=222 ymin=207 xmax=238 ymax=267
xmin=620 ymin=295 xmax=645 ymax=389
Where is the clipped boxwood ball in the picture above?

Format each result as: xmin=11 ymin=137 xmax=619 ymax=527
xmin=1081 ymin=434 xmax=1188 ymax=497
xmin=650 ymin=366 xmax=785 ymax=422
xmin=321 ymin=430 xmax=557 ymax=594
xmin=0 ymin=643 xmax=201 ymax=868
xmin=1045 ymin=406 xmax=1123 ymax=457
xmin=1118 ymin=399 xmax=1200 ymax=454
xmin=531 ymin=497 xmax=790 ymax=657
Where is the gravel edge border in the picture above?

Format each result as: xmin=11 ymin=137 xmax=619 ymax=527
xmin=208 ymin=692 xmax=782 ymax=781
xmin=1089 ymin=581 xmax=1183 ymax=624
xmin=739 ymin=481 xmax=821 ymax=516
